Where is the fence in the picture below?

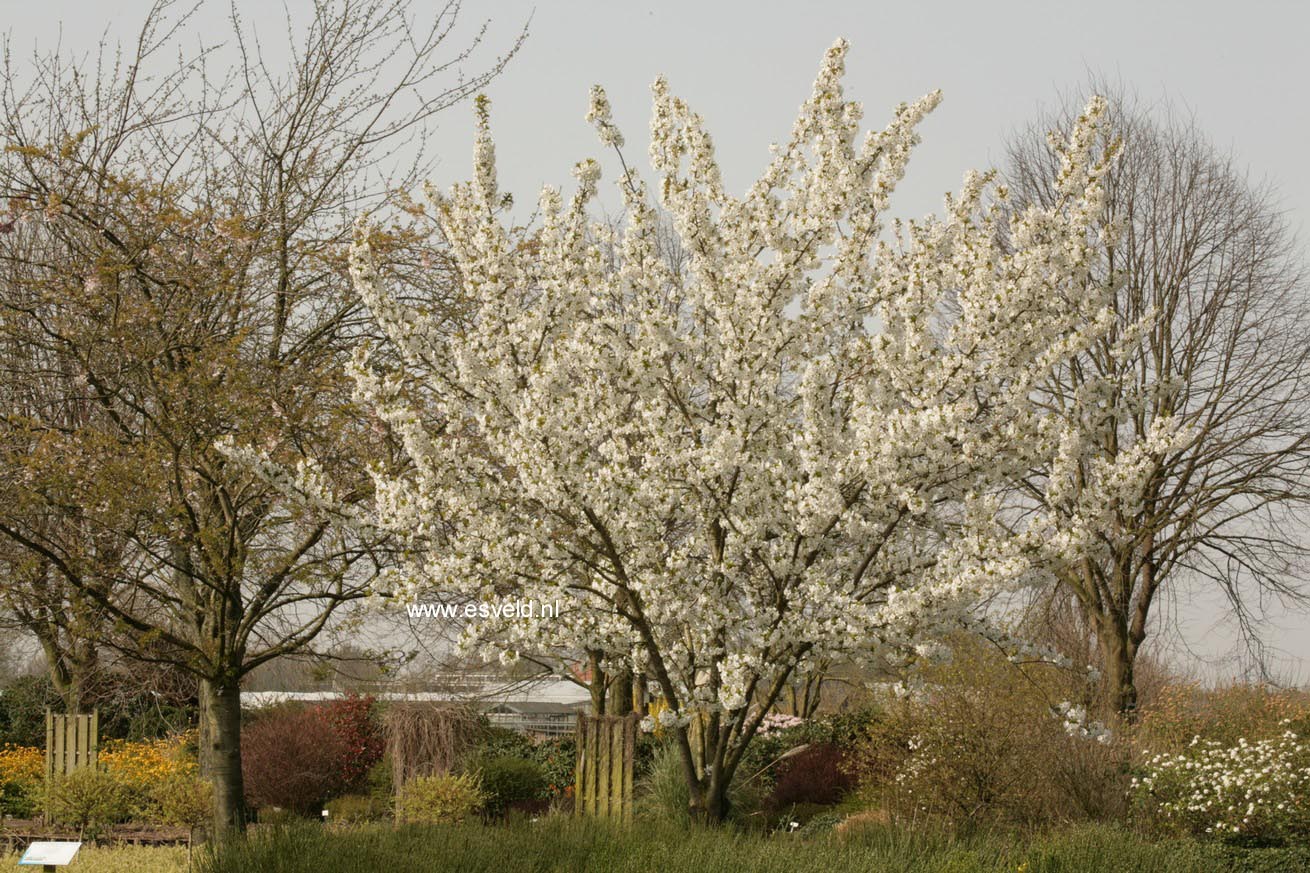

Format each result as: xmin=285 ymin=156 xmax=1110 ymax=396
xmin=44 ymin=709 xmax=98 ymax=780
xmin=573 ymin=712 xmax=638 ymax=819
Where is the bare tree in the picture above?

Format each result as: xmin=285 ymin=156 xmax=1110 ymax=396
xmin=1005 ymin=87 xmax=1310 ymax=716
xmin=0 ymin=0 xmax=519 ymax=832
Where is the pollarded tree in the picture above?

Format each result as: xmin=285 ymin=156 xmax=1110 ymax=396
xmin=308 ymin=43 xmax=1156 ymax=821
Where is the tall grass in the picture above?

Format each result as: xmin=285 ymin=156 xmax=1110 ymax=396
xmin=199 ymin=818 xmax=1310 ymax=873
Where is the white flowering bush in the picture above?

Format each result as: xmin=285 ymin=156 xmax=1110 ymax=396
xmin=1132 ymin=730 xmax=1310 ymax=845
xmin=228 ymin=37 xmax=1162 ymax=821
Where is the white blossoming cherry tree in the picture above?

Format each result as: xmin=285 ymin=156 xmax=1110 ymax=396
xmin=343 ymin=41 xmax=1134 ymax=821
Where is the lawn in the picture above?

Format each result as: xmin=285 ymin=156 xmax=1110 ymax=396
xmin=196 ymin=818 xmax=1310 ymax=873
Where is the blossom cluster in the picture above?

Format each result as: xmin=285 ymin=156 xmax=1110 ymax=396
xmin=1131 ymin=730 xmax=1310 ymax=843
xmin=1054 ymin=701 xmax=1112 ymax=744
xmin=757 ymin=713 xmax=806 ymax=735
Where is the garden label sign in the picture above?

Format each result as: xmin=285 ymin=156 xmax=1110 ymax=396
xmin=17 ymin=840 xmax=81 ymax=870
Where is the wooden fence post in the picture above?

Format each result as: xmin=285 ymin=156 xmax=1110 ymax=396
xmin=573 ymin=712 xmax=637 ymax=821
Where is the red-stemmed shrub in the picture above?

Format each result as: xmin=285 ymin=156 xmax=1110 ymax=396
xmin=242 ymin=707 xmax=350 ymax=814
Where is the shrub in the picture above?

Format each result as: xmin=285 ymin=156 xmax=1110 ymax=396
xmin=767 ymin=742 xmax=854 ymax=809
xmin=0 ymin=676 xmax=60 ymax=746
xmin=99 ymin=731 xmax=200 ymax=819
xmin=149 ymin=774 xmax=214 ymax=830
xmin=363 ymin=756 xmax=393 ymax=803
xmin=465 ymin=724 xmax=535 ymax=767
xmin=43 ymin=767 xmax=132 ymax=836
xmin=384 ymin=703 xmax=485 ymax=788
xmin=474 ymin=755 xmax=546 ymax=815
xmin=853 ymin=639 xmax=1128 ymax=828
xmin=1137 ymin=684 xmax=1310 ymax=753
xmin=101 ymin=731 xmax=198 ymax=788
xmin=325 ymin=793 xmax=389 ymax=823
xmin=529 ymin=735 xmax=576 ymax=800
xmin=321 ymin=694 xmax=384 ymax=791
xmin=1132 ymin=730 xmax=1310 ymax=845
xmin=242 ymin=707 xmax=350 ymax=814
xmin=395 ymin=773 xmax=485 ymax=824
xmin=0 ymin=743 xmax=43 ymax=816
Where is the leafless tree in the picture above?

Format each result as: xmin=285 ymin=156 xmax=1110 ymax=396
xmin=1005 ymin=86 xmax=1310 ymax=716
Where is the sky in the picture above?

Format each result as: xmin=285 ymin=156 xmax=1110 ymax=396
xmin=13 ymin=0 xmax=1310 ymax=679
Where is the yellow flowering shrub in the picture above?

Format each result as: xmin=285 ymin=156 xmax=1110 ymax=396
xmin=0 ymin=744 xmax=44 ymax=816
xmin=0 ymin=744 xmax=44 ymax=787
xmin=100 ymin=731 xmax=199 ymax=793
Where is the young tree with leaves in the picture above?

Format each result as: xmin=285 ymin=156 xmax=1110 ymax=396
xmin=0 ymin=0 xmax=518 ymax=833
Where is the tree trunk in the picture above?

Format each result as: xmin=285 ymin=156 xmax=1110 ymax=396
xmin=688 ymin=772 xmax=729 ymax=824
xmin=606 ymin=670 xmax=634 ymax=716
xmin=1098 ymin=627 xmax=1138 ymax=719
xmin=587 ymin=650 xmax=606 ymax=716
xmin=199 ymin=676 xmax=246 ymax=835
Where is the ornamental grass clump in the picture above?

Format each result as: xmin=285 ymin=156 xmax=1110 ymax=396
xmin=1132 ymin=729 xmax=1310 ymax=845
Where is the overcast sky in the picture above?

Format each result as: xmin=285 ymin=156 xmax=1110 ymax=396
xmin=15 ymin=0 xmax=1310 ymax=680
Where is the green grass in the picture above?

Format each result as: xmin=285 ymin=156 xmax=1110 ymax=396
xmin=197 ymin=818 xmax=1310 ymax=873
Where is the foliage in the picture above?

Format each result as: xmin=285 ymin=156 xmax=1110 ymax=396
xmin=325 ymin=793 xmax=390 ymax=823
xmin=473 ymin=755 xmax=547 ymax=815
xmin=853 ymin=641 xmax=1128 ymax=827
xmin=767 ymin=742 xmax=854 ymax=810
xmin=528 ymin=735 xmax=577 ymax=800
xmin=199 ymin=818 xmax=1310 ymax=873
xmin=1136 ymin=684 xmax=1310 ymax=752
xmin=394 ymin=773 xmax=485 ymax=825
xmin=1132 ymin=730 xmax=1310 ymax=846
xmin=242 ymin=707 xmax=351 ymax=814
xmin=148 ymin=774 xmax=214 ymax=830
xmin=321 ymin=694 xmax=385 ymax=791
xmin=465 ymin=724 xmax=536 ymax=767
xmin=0 ymin=675 xmax=60 ymax=746
xmin=42 ymin=767 xmax=132 ymax=836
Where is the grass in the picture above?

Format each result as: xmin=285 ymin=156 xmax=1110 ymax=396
xmin=2 ymin=844 xmax=188 ymax=873
xmin=197 ymin=817 xmax=1310 ymax=873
